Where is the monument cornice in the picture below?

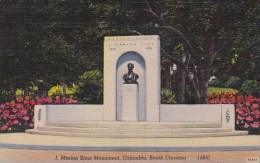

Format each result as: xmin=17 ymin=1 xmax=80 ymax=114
xmin=105 ymin=35 xmax=159 ymax=41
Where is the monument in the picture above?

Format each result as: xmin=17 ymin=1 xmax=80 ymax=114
xmin=123 ymin=63 xmax=139 ymax=84
xmin=27 ymin=35 xmax=248 ymax=137
xmin=121 ymin=63 xmax=139 ymax=121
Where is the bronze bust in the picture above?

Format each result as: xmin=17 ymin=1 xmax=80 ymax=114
xmin=123 ymin=63 xmax=139 ymax=84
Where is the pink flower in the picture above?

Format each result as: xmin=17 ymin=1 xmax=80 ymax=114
xmin=20 ymin=109 xmax=27 ymax=115
xmin=44 ymin=97 xmax=52 ymax=104
xmin=16 ymin=98 xmax=23 ymax=103
xmin=250 ymin=122 xmax=260 ymax=128
xmin=36 ymin=98 xmax=43 ymax=105
xmin=23 ymin=116 xmax=29 ymax=121
xmin=236 ymin=108 xmax=244 ymax=115
xmin=30 ymin=100 xmax=35 ymax=105
xmin=9 ymin=115 xmax=16 ymax=120
xmin=1 ymin=103 xmax=6 ymax=109
xmin=12 ymin=108 xmax=18 ymax=113
xmin=3 ymin=110 xmax=10 ymax=117
xmin=29 ymin=123 xmax=34 ymax=128
xmin=0 ymin=125 xmax=8 ymax=131
xmin=55 ymin=96 xmax=61 ymax=104
xmin=253 ymin=110 xmax=260 ymax=118
xmin=245 ymin=101 xmax=251 ymax=107
xmin=10 ymin=101 xmax=15 ymax=107
xmin=244 ymin=123 xmax=249 ymax=128
xmin=237 ymin=115 xmax=244 ymax=120
xmin=25 ymin=96 xmax=30 ymax=101
xmin=245 ymin=116 xmax=253 ymax=121
xmin=252 ymin=103 xmax=259 ymax=110
xmin=13 ymin=120 xmax=19 ymax=124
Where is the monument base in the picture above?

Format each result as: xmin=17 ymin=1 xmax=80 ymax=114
xmin=121 ymin=84 xmax=139 ymax=121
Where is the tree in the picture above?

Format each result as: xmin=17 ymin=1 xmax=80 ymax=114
xmin=114 ymin=0 xmax=259 ymax=103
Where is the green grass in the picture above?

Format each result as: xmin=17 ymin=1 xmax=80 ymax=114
xmin=208 ymin=87 xmax=239 ymax=94
xmin=15 ymin=85 xmax=77 ymax=97
xmin=16 ymin=86 xmax=238 ymax=96
xmin=48 ymin=85 xmax=77 ymax=96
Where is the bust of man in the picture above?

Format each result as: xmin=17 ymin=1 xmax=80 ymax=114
xmin=123 ymin=63 xmax=139 ymax=84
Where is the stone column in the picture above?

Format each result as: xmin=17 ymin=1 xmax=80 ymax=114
xmin=121 ymin=84 xmax=139 ymax=121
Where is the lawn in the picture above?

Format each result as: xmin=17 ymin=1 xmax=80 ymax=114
xmin=208 ymin=87 xmax=239 ymax=94
xmin=15 ymin=85 xmax=77 ymax=97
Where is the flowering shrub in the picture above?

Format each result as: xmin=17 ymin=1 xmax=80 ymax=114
xmin=208 ymin=92 xmax=260 ymax=132
xmin=0 ymin=96 xmax=77 ymax=132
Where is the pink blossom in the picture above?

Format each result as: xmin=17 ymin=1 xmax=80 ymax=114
xmin=245 ymin=116 xmax=253 ymax=121
xmin=250 ymin=122 xmax=260 ymax=128
xmin=245 ymin=101 xmax=251 ymax=107
xmin=244 ymin=123 xmax=249 ymax=128
xmin=20 ymin=108 xmax=27 ymax=115
xmin=25 ymin=96 xmax=30 ymax=101
xmin=0 ymin=125 xmax=8 ymax=131
xmin=16 ymin=98 xmax=23 ymax=103
xmin=253 ymin=110 xmax=260 ymax=118
xmin=29 ymin=123 xmax=34 ymax=127
xmin=36 ymin=98 xmax=43 ymax=104
xmin=16 ymin=103 xmax=23 ymax=109
xmin=237 ymin=115 xmax=244 ymax=120
xmin=252 ymin=103 xmax=259 ymax=110
xmin=236 ymin=109 xmax=244 ymax=115
xmin=10 ymin=101 xmax=15 ymax=108
xmin=30 ymin=100 xmax=35 ymax=105
xmin=9 ymin=115 xmax=15 ymax=120
xmin=1 ymin=103 xmax=6 ymax=109
xmin=23 ymin=116 xmax=29 ymax=121
xmin=13 ymin=120 xmax=19 ymax=124
xmin=44 ymin=97 xmax=52 ymax=104
xmin=3 ymin=110 xmax=10 ymax=117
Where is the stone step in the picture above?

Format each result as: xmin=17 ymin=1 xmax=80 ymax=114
xmin=26 ymin=129 xmax=248 ymax=138
xmin=37 ymin=126 xmax=233 ymax=134
xmin=46 ymin=122 xmax=222 ymax=129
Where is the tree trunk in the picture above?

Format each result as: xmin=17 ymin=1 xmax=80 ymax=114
xmin=9 ymin=81 xmax=16 ymax=100
xmin=199 ymin=80 xmax=208 ymax=104
xmin=162 ymin=63 xmax=172 ymax=90
xmin=37 ymin=82 xmax=48 ymax=98
xmin=176 ymin=65 xmax=186 ymax=103
xmin=61 ymin=82 xmax=66 ymax=96
xmin=186 ymin=75 xmax=201 ymax=103
xmin=197 ymin=68 xmax=210 ymax=104
xmin=24 ymin=83 xmax=30 ymax=98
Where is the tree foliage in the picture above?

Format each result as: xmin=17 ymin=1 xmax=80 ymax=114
xmin=0 ymin=0 xmax=258 ymax=102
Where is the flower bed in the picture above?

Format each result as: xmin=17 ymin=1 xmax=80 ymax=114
xmin=0 ymin=96 xmax=77 ymax=132
xmin=208 ymin=93 xmax=260 ymax=133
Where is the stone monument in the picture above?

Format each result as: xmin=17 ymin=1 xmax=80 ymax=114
xmin=103 ymin=35 xmax=161 ymax=121
xmin=121 ymin=63 xmax=139 ymax=121
xmin=28 ymin=35 xmax=246 ymax=138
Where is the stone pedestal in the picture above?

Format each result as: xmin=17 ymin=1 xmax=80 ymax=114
xmin=104 ymin=35 xmax=160 ymax=121
xmin=121 ymin=84 xmax=139 ymax=121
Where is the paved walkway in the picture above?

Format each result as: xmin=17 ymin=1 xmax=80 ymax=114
xmin=0 ymin=133 xmax=259 ymax=151
xmin=1 ymin=133 xmax=259 ymax=163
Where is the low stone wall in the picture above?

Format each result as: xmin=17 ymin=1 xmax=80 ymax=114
xmin=34 ymin=105 xmax=104 ymax=129
xmin=34 ymin=104 xmax=235 ymax=130
xmin=160 ymin=104 xmax=235 ymax=130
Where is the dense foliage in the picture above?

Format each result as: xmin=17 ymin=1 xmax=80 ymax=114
xmin=208 ymin=92 xmax=260 ymax=133
xmin=161 ymin=88 xmax=176 ymax=104
xmin=0 ymin=1 xmax=259 ymax=104
xmin=0 ymin=96 xmax=77 ymax=132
